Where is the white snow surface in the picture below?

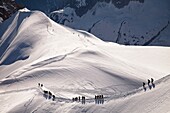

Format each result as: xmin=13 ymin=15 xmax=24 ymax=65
xmin=19 ymin=8 xmax=30 ymax=12
xmin=0 ymin=10 xmax=170 ymax=113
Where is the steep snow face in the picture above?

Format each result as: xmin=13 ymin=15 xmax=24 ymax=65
xmin=51 ymin=0 xmax=170 ymax=46
xmin=0 ymin=10 xmax=170 ymax=113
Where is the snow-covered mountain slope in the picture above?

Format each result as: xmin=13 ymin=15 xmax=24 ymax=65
xmin=0 ymin=10 xmax=170 ymax=113
xmin=50 ymin=0 xmax=170 ymax=46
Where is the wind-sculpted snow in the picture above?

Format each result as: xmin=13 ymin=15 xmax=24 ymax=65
xmin=0 ymin=10 xmax=170 ymax=113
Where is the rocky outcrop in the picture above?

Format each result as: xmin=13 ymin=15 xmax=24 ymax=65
xmin=0 ymin=0 xmax=23 ymax=23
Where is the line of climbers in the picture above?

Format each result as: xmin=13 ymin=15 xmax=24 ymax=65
xmin=38 ymin=83 xmax=56 ymax=101
xmin=95 ymin=95 xmax=104 ymax=104
xmin=72 ymin=96 xmax=86 ymax=104
xmin=38 ymin=83 xmax=105 ymax=104
xmin=38 ymin=79 xmax=156 ymax=104
xmin=143 ymin=78 xmax=155 ymax=91
xmin=72 ymin=96 xmax=81 ymax=102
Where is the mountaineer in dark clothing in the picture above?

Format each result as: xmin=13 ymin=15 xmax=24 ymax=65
xmin=38 ymin=83 xmax=40 ymax=87
xmin=148 ymin=79 xmax=150 ymax=85
xmin=148 ymin=79 xmax=151 ymax=89
xmin=41 ymin=84 xmax=43 ymax=87
xmin=79 ymin=96 xmax=80 ymax=101
xmin=151 ymin=78 xmax=154 ymax=83
xmin=82 ymin=96 xmax=85 ymax=104
xmin=151 ymin=78 xmax=155 ymax=88
xmin=143 ymin=82 xmax=146 ymax=91
xmin=52 ymin=95 xmax=55 ymax=101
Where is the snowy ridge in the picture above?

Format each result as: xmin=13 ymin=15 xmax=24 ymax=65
xmin=0 ymin=10 xmax=170 ymax=113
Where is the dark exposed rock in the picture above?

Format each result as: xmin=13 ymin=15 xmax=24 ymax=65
xmin=0 ymin=0 xmax=23 ymax=23
xmin=143 ymin=21 xmax=170 ymax=46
